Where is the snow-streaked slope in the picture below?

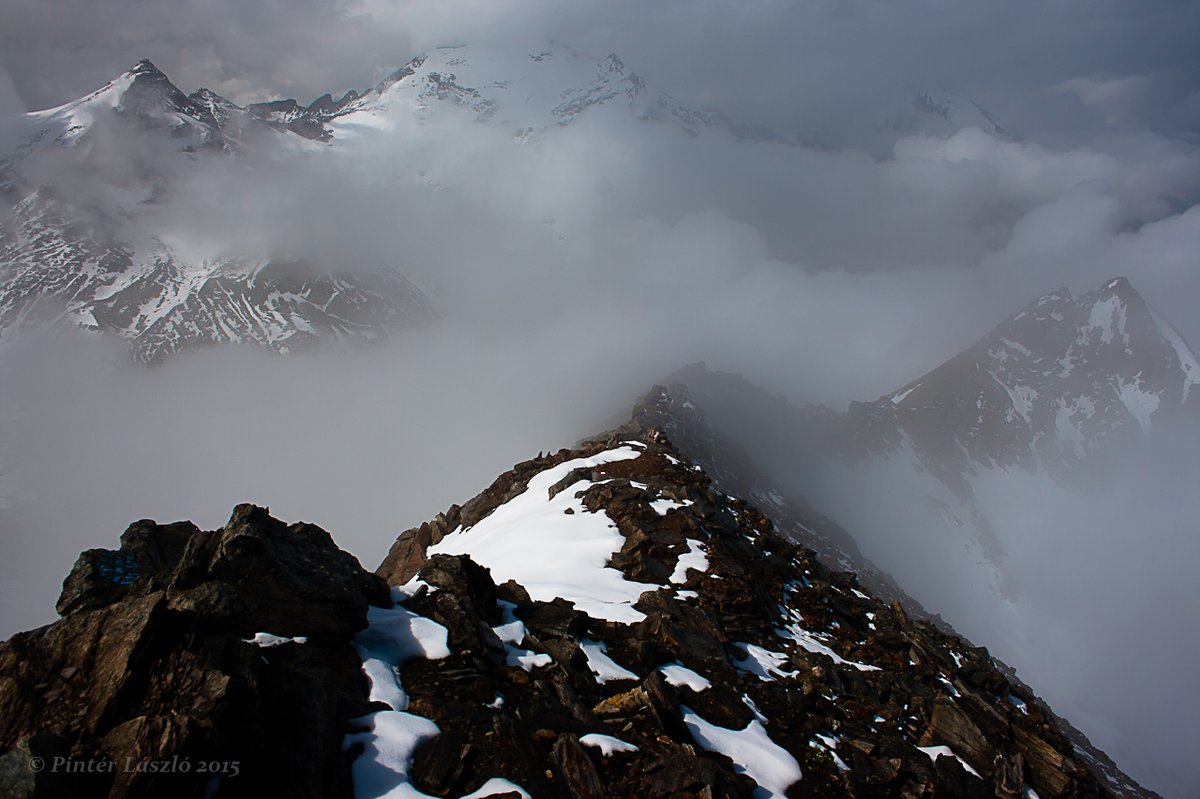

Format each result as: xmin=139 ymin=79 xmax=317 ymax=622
xmin=0 ymin=189 xmax=438 ymax=361
xmin=427 ymin=445 xmax=660 ymax=623
xmin=0 ymin=59 xmax=438 ymax=362
xmin=847 ymin=277 xmax=1199 ymax=482
xmin=327 ymin=42 xmax=752 ymax=144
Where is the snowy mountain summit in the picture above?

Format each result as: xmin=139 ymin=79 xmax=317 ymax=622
xmin=0 ymin=44 xmax=771 ymax=363
xmin=0 ymin=59 xmax=439 ymax=363
xmin=651 ymin=274 xmax=1199 ymax=636
xmin=8 ymin=58 xmax=252 ymax=156
xmin=320 ymin=42 xmax=758 ymax=141
xmin=846 ymin=276 xmax=1200 ymax=484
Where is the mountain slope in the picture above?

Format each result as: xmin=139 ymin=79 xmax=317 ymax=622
xmin=666 ymin=277 xmax=1200 ymax=587
xmin=655 ymin=278 xmax=1197 ymax=798
xmin=0 ymin=422 xmax=1144 ymax=797
xmin=261 ymin=42 xmax=772 ymax=144
xmin=0 ymin=44 xmax=768 ymax=363
xmin=846 ymin=276 xmax=1199 ymax=483
xmin=0 ymin=60 xmax=438 ymax=363
xmin=5 ymin=59 xmax=249 ymax=159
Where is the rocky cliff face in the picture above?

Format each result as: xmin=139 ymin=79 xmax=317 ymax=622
xmin=0 ymin=505 xmax=388 ymax=799
xmin=0 ymin=413 xmax=1146 ymax=797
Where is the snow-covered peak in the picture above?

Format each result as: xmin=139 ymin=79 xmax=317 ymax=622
xmin=12 ymin=58 xmax=244 ymax=156
xmin=326 ymin=41 xmax=739 ymax=142
xmin=853 ymin=276 xmax=1200 ymax=480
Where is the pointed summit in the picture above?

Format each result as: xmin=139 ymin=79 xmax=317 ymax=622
xmin=128 ymin=58 xmax=167 ymax=78
xmin=1093 ymin=275 xmax=1143 ymax=305
xmin=112 ymin=57 xmax=194 ymax=118
xmin=848 ymin=276 xmax=1200 ymax=480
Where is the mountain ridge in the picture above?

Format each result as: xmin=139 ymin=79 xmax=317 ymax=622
xmin=0 ymin=415 xmax=1152 ymax=797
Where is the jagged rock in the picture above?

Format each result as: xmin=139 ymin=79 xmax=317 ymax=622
xmin=549 ymin=734 xmax=605 ymax=799
xmin=56 ymin=520 xmax=200 ymax=616
xmin=0 ymin=505 xmax=387 ymax=799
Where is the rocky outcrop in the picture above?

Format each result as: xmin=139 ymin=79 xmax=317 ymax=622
xmin=364 ymin=431 xmax=1124 ymax=798
xmin=0 ymin=505 xmax=388 ymax=799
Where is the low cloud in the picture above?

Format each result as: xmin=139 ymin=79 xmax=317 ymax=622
xmin=2 ymin=3 xmax=1199 ymax=795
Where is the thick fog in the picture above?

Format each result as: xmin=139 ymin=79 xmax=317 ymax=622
xmin=1 ymin=2 xmax=1199 ymax=796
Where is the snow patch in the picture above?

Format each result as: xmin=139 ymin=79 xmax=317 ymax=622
xmin=429 ymin=446 xmax=657 ymax=623
xmin=681 ymin=706 xmax=802 ymax=798
xmin=345 ymin=586 xmax=457 ymax=799
xmin=918 ymin=745 xmax=981 ymax=778
xmin=1115 ymin=375 xmax=1160 ymax=434
xmin=579 ymin=733 xmax=639 ymax=756
xmin=733 ymin=643 xmax=798 ymax=681
xmin=776 ymin=586 xmax=881 ymax=672
xmin=1082 ymin=294 xmax=1127 ymax=346
xmin=345 ymin=711 xmax=441 ymax=799
xmin=580 ymin=639 xmax=639 ymax=682
xmin=493 ymin=600 xmax=550 ymax=671
xmin=650 ymin=497 xmax=693 ymax=516
xmin=670 ymin=539 xmax=709 ymax=583
xmin=1152 ymin=308 xmax=1200 ymax=402
xmin=245 ymin=632 xmax=307 ymax=647
xmin=657 ymin=663 xmax=712 ymax=692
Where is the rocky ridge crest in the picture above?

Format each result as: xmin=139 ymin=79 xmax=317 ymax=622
xmin=0 ymin=420 xmax=1151 ymax=797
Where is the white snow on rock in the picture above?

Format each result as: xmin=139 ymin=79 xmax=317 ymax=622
xmin=459 ymin=779 xmax=532 ymax=798
xmin=776 ymin=589 xmax=880 ymax=672
xmin=345 ymin=711 xmax=442 ymax=799
xmin=732 ymin=643 xmax=798 ymax=681
xmin=492 ymin=600 xmax=551 ymax=672
xmin=918 ymin=745 xmax=982 ymax=778
xmin=346 ymin=586 xmax=451 ymax=798
xmin=657 ymin=663 xmax=712 ymax=692
xmin=891 ymin=385 xmax=919 ymax=405
xmin=1115 ymin=375 xmax=1161 ymax=434
xmin=681 ymin=706 xmax=802 ymax=798
xmin=579 ymin=733 xmax=640 ymax=756
xmin=669 ymin=539 xmax=709 ymax=583
xmin=580 ymin=639 xmax=639 ymax=682
xmin=245 ymin=632 xmax=307 ymax=647
xmin=347 ymin=587 xmax=532 ymax=799
xmin=428 ymin=446 xmax=658 ymax=623
xmin=776 ymin=623 xmax=880 ymax=673
xmin=650 ymin=497 xmax=694 ymax=516
xmin=809 ymin=733 xmax=851 ymax=772
xmin=1082 ymin=294 xmax=1127 ymax=347
xmin=356 ymin=590 xmax=452 ymax=711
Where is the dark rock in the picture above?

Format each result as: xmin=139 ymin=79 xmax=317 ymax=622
xmin=419 ymin=554 xmax=500 ymax=622
xmin=549 ymin=733 xmax=605 ymax=799
xmin=0 ymin=505 xmax=387 ymax=799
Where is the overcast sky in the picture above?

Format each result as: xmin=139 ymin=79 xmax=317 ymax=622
xmin=2 ymin=0 xmax=1199 ymax=141
xmin=1 ymin=2 xmax=1199 ymax=797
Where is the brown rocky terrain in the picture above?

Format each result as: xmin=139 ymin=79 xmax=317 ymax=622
xmin=0 ymin=401 xmax=1153 ymax=798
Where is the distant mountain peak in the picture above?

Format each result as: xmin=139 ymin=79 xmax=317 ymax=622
xmin=852 ymin=276 xmax=1199 ymax=483
xmin=128 ymin=57 xmax=166 ymax=78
